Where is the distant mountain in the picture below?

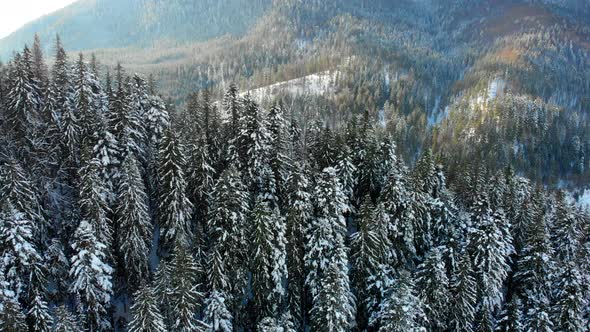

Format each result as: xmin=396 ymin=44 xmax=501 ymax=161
xmin=0 ymin=0 xmax=272 ymax=60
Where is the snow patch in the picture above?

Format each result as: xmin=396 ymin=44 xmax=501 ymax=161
xmin=243 ymin=71 xmax=340 ymax=102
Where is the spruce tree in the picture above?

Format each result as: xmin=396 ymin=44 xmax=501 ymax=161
xmin=250 ymin=198 xmax=287 ymax=316
xmin=69 ymin=220 xmax=113 ymax=331
xmin=157 ymin=128 xmax=193 ymax=251
xmin=416 ymin=246 xmax=451 ymax=330
xmin=350 ymin=195 xmax=389 ymax=329
xmin=0 ymin=297 xmax=27 ymax=332
xmin=203 ymin=290 xmax=233 ymax=332
xmin=284 ymin=162 xmax=312 ymax=328
xmin=116 ymin=154 xmax=153 ymax=290
xmin=27 ymin=294 xmax=52 ymax=332
xmin=168 ymin=242 xmax=205 ymax=331
xmin=449 ymin=253 xmax=477 ymax=332
xmin=53 ymin=305 xmax=82 ymax=332
xmin=128 ymin=284 xmax=167 ymax=332
xmin=371 ymin=271 xmax=425 ymax=332
xmin=310 ymin=261 xmax=355 ymax=332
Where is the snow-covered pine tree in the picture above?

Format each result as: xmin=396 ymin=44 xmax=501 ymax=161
xmin=350 ymin=195 xmax=389 ymax=330
xmin=267 ymin=103 xmax=290 ymax=206
xmin=310 ymin=260 xmax=355 ymax=332
xmin=552 ymin=190 xmax=582 ymax=262
xmin=116 ymin=154 xmax=152 ymax=290
xmin=336 ymin=144 xmax=358 ymax=210
xmin=27 ymin=294 xmax=52 ymax=332
xmin=495 ymin=296 xmax=523 ymax=332
xmin=157 ymin=127 xmax=193 ymax=251
xmin=0 ymin=201 xmax=42 ymax=301
xmin=203 ymin=290 xmax=233 ymax=332
xmin=187 ymin=139 xmax=216 ymax=232
xmin=467 ymin=194 xmax=514 ymax=311
xmin=78 ymin=156 xmax=112 ymax=250
xmin=371 ymin=270 xmax=425 ymax=332
xmin=306 ymin=167 xmax=355 ymax=331
xmin=284 ymin=162 xmax=312 ymax=329
xmin=513 ymin=197 xmax=553 ymax=332
xmin=250 ymin=197 xmax=287 ymax=316
xmin=223 ymin=84 xmax=241 ymax=145
xmin=6 ymin=46 xmax=41 ymax=151
xmin=552 ymin=260 xmax=586 ymax=332
xmin=127 ymin=284 xmax=167 ymax=332
xmin=416 ymin=246 xmax=451 ymax=330
xmin=449 ymin=253 xmax=477 ymax=332
xmin=257 ymin=313 xmax=297 ymax=332
xmin=0 ymin=297 xmax=27 ymax=332
xmin=152 ymin=259 xmax=173 ymax=326
xmin=31 ymin=34 xmax=48 ymax=92
xmin=69 ymin=219 xmax=113 ymax=331
xmin=45 ymin=238 xmax=70 ymax=303
xmin=0 ymin=158 xmax=47 ymax=243
xmin=206 ymin=165 xmax=249 ymax=327
xmin=168 ymin=242 xmax=206 ymax=332
xmin=53 ymin=305 xmax=82 ymax=332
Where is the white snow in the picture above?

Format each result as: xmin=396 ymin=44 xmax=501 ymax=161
xmin=488 ymin=78 xmax=506 ymax=100
xmin=577 ymin=189 xmax=590 ymax=209
xmin=242 ymin=71 xmax=340 ymax=102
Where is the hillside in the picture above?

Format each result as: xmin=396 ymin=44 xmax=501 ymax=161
xmin=1 ymin=0 xmax=589 ymax=185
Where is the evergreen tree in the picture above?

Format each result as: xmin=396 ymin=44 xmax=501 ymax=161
xmin=206 ymin=166 xmax=249 ymax=327
xmin=371 ymin=271 xmax=425 ymax=332
xmin=128 ymin=284 xmax=167 ymax=332
xmin=552 ymin=261 xmax=586 ymax=332
xmin=0 ymin=201 xmax=42 ymax=300
xmin=267 ymin=103 xmax=290 ymax=205
xmin=250 ymin=198 xmax=287 ymax=316
xmin=284 ymin=162 xmax=312 ymax=329
xmin=468 ymin=195 xmax=514 ymax=311
xmin=157 ymin=128 xmax=193 ymax=251
xmin=45 ymin=238 xmax=70 ymax=303
xmin=203 ymin=290 xmax=233 ymax=332
xmin=53 ymin=305 xmax=82 ymax=332
xmin=78 ymin=156 xmax=112 ymax=250
xmin=69 ymin=220 xmax=113 ymax=331
xmin=514 ymin=200 xmax=553 ymax=332
xmin=27 ymin=294 xmax=52 ymax=332
xmin=449 ymin=253 xmax=477 ymax=332
xmin=416 ymin=246 xmax=451 ymax=330
xmin=307 ymin=168 xmax=355 ymax=332
xmin=116 ymin=154 xmax=152 ymax=290
xmin=310 ymin=260 xmax=355 ymax=332
xmin=168 ymin=242 xmax=205 ymax=332
xmin=0 ymin=297 xmax=27 ymax=332
xmin=350 ymin=195 xmax=389 ymax=329
xmin=496 ymin=296 xmax=523 ymax=332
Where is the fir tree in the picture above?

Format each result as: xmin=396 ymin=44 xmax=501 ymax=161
xmin=350 ymin=195 xmax=389 ymax=329
xmin=284 ymin=162 xmax=312 ymax=329
xmin=157 ymin=128 xmax=193 ymax=251
xmin=128 ymin=284 xmax=167 ymax=332
xmin=27 ymin=294 xmax=52 ymax=332
xmin=0 ymin=201 xmax=42 ymax=300
xmin=449 ymin=253 xmax=477 ymax=332
xmin=53 ymin=305 xmax=82 ymax=332
xmin=416 ymin=246 xmax=451 ymax=330
xmin=310 ymin=260 xmax=355 ymax=332
xmin=0 ymin=297 xmax=27 ymax=332
xmin=203 ymin=290 xmax=233 ymax=332
xmin=371 ymin=271 xmax=425 ymax=332
xmin=206 ymin=166 xmax=249 ymax=327
xmin=116 ymin=154 xmax=153 ymax=290
xmin=69 ymin=220 xmax=113 ymax=331
xmin=250 ymin=198 xmax=287 ymax=316
xmin=168 ymin=242 xmax=205 ymax=332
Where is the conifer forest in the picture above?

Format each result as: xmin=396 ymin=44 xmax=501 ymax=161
xmin=0 ymin=1 xmax=590 ymax=331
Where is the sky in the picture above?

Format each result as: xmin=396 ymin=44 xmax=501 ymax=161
xmin=0 ymin=0 xmax=78 ymax=39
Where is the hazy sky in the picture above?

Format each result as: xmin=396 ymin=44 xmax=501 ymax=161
xmin=0 ymin=0 xmax=78 ymax=39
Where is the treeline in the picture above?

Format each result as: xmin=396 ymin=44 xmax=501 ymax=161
xmin=0 ymin=36 xmax=589 ymax=332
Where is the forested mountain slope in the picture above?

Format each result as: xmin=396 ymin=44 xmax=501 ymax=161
xmin=1 ymin=0 xmax=589 ymax=185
